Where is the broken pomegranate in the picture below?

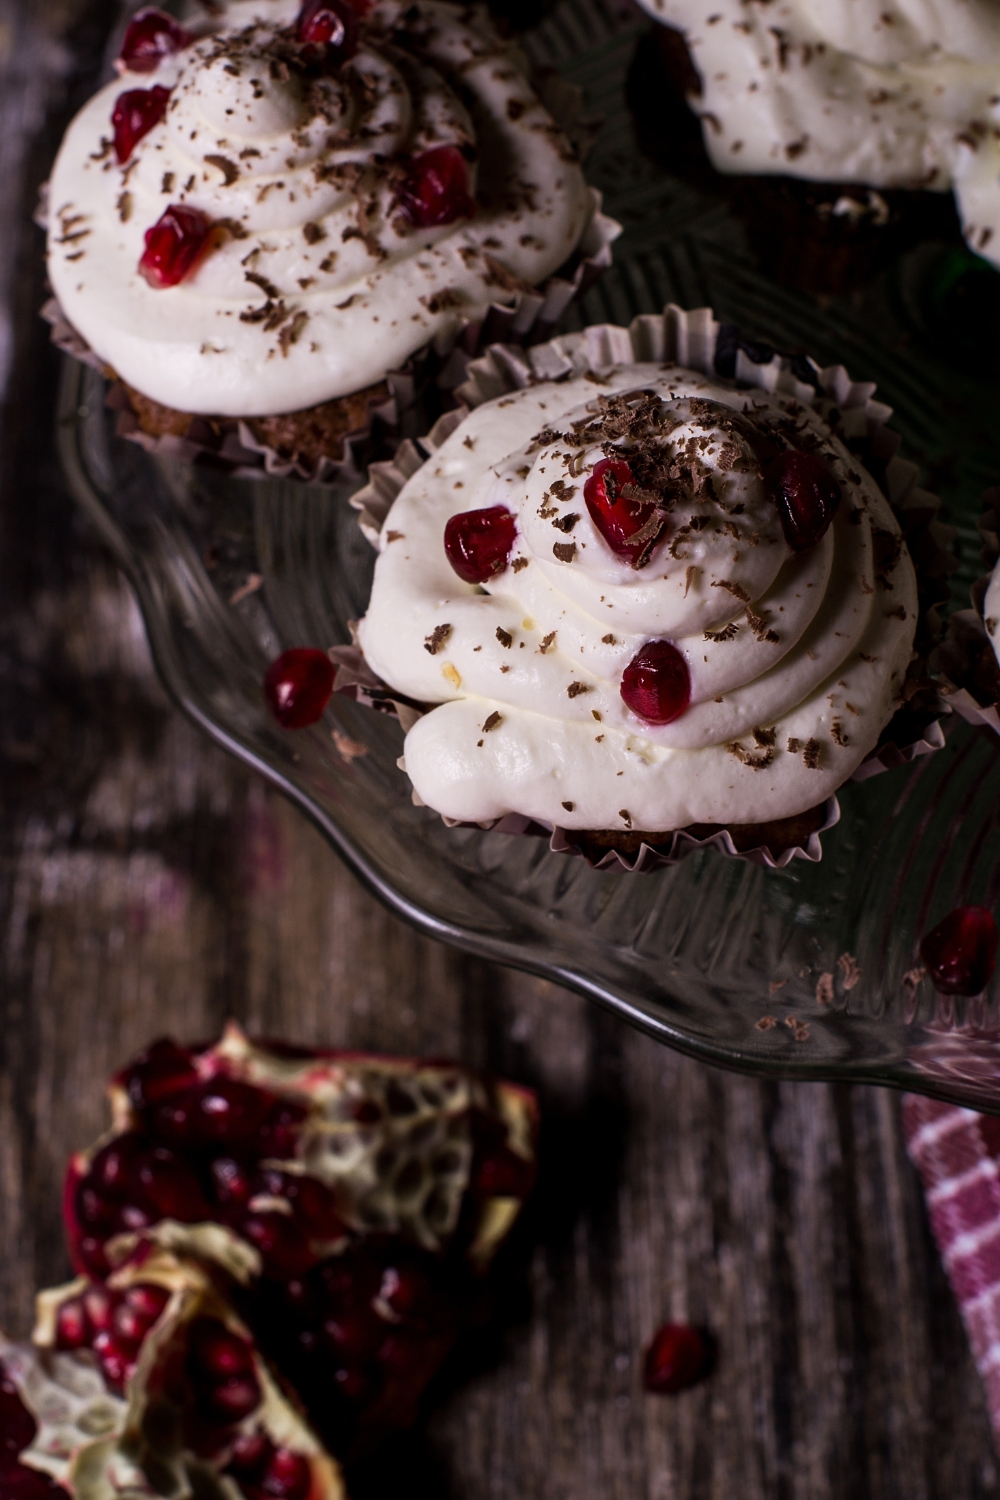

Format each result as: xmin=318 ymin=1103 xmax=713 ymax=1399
xmin=264 ymin=649 xmax=336 ymax=729
xmin=920 ymin=905 xmax=999 ymax=996
xmin=620 ymin=640 xmax=691 ymax=726
xmin=138 ymin=205 xmax=214 ymax=289
xmin=764 ymin=450 xmax=841 ymax=553
xmin=584 ymin=457 xmax=666 ymax=565
xmin=397 ymin=146 xmax=475 ymax=229
xmin=117 ymin=8 xmax=192 ymax=74
xmin=295 ymin=0 xmax=360 ymax=64
xmin=643 ymin=1322 xmax=713 ymax=1393
xmin=112 ymin=85 xmax=170 ymax=164
xmin=444 ymin=505 xmax=517 ymax=584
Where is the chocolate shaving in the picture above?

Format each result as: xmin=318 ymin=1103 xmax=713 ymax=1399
xmin=496 ymin=627 xmax=512 ymax=649
xmin=552 ymin=513 xmax=579 ymax=533
xmin=726 ymin=742 xmax=774 ymax=769
xmin=752 ymin=726 xmax=776 ymax=747
xmin=538 ymin=632 xmax=556 ymax=654
xmin=830 ymin=718 xmax=849 ymax=747
xmin=705 ymin=622 xmax=739 ymax=643
xmin=482 ymin=711 xmax=503 ymax=733
xmin=567 ymin=682 xmax=590 ymax=697
xmin=553 ymin=542 xmax=577 ymax=563
xmin=803 ymin=738 xmax=822 ymax=768
xmin=424 ymin=623 xmax=452 ymax=656
xmin=712 ymin=579 xmax=752 ymax=603
xmin=205 ymin=154 xmax=240 ymax=185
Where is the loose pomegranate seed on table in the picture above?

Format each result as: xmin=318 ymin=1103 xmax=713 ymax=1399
xmin=397 ymin=146 xmax=476 ymax=229
xmin=642 ymin=1322 xmax=712 ymax=1394
xmin=584 ymin=456 xmax=666 ymax=563
xmin=764 ymin=449 xmax=841 ymax=552
xmin=112 ymin=86 xmax=170 ymax=164
xmin=920 ymin=905 xmax=999 ymax=996
xmin=620 ymin=640 xmax=691 ymax=725
xmin=138 ymin=205 xmax=214 ymax=290
xmin=117 ymin=8 xmax=192 ymax=73
xmin=264 ymin=649 xmax=336 ymax=729
xmin=444 ymin=505 xmax=517 ymax=584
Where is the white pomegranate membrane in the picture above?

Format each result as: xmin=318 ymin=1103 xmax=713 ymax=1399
xmin=357 ymin=363 xmax=919 ymax=834
xmin=46 ymin=0 xmax=596 ymax=417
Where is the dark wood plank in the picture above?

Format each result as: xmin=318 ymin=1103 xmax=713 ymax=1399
xmin=1 ymin=2 xmax=998 ymax=1495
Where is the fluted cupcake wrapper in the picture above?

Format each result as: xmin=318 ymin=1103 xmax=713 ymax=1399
xmin=341 ymin=303 xmax=954 ymax=871
xmin=931 ymin=488 xmax=1000 ymax=735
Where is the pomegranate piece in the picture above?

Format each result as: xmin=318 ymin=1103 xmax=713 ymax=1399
xmin=764 ymin=450 xmax=841 ymax=553
xmin=397 ymin=146 xmax=475 ymax=230
xmin=112 ymin=85 xmax=170 ymax=164
xmin=123 ymin=1037 xmax=199 ymax=1109
xmin=295 ymin=0 xmax=359 ymax=64
xmin=584 ymin=457 xmax=666 ymax=565
xmin=620 ymin=640 xmax=691 ymax=726
xmin=264 ymin=649 xmax=336 ymax=729
xmin=444 ymin=505 xmax=517 ymax=585
xmin=920 ymin=905 xmax=999 ymax=996
xmin=643 ymin=1322 xmax=712 ymax=1394
xmin=139 ymin=205 xmax=214 ymax=290
xmin=118 ymin=8 xmax=192 ymax=73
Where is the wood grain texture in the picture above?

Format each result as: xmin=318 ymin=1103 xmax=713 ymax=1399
xmin=1 ymin=2 xmax=999 ymax=1494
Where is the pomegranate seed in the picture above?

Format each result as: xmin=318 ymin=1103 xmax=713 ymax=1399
xmin=228 ymin=1433 xmax=273 ymax=1482
xmin=0 ymin=1376 xmax=37 ymax=1462
xmin=83 ymin=1286 xmax=115 ymax=1334
xmin=473 ymin=1146 xmax=533 ymax=1199
xmin=378 ymin=1265 xmax=429 ymax=1319
xmin=188 ymin=1318 xmax=256 ymax=1381
xmin=258 ymin=1099 xmax=308 ymax=1158
xmin=584 ymin=457 xmax=666 ymax=565
xmin=93 ymin=1332 xmax=138 ymax=1390
xmin=154 ymin=1078 xmax=270 ymax=1149
xmin=295 ymin=0 xmax=359 ymax=63
xmin=112 ymin=1303 xmax=149 ymax=1345
xmin=112 ymin=85 xmax=170 ymax=164
xmin=122 ymin=1037 xmax=198 ymax=1109
xmin=920 ymin=905 xmax=999 ymax=996
xmin=322 ymin=1311 xmax=381 ymax=1360
xmin=54 ymin=1298 xmax=89 ymax=1351
xmin=203 ymin=1377 xmax=262 ymax=1425
xmin=261 ymin=1449 xmax=311 ymax=1500
xmin=264 ymin=649 xmax=336 ymax=730
xmin=137 ymin=1147 xmax=210 ymax=1220
xmin=210 ymin=1155 xmax=253 ymax=1208
xmin=620 ymin=640 xmax=691 ymax=726
xmin=397 ymin=146 xmax=475 ymax=229
xmin=76 ymin=1185 xmax=117 ymax=1231
xmin=123 ymin=1283 xmax=171 ymax=1327
xmin=139 ymin=205 xmax=214 ymax=289
xmin=642 ymin=1323 xmax=712 ymax=1394
xmin=78 ymin=1236 xmax=110 ymax=1278
xmin=444 ymin=505 xmax=516 ymax=585
xmin=241 ymin=1213 xmax=314 ymax=1276
xmin=89 ymin=1133 xmax=147 ymax=1199
xmin=118 ymin=8 xmax=192 ymax=73
xmin=763 ymin=450 xmax=841 ymax=553
xmin=115 ymin=1202 xmax=155 ymax=1233
xmin=332 ymin=1365 xmax=372 ymax=1401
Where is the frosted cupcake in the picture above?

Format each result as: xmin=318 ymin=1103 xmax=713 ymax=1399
xmin=45 ymin=1 xmax=616 ymax=477
xmin=630 ymin=0 xmax=1000 ymax=291
xmin=354 ymin=320 xmax=929 ymax=866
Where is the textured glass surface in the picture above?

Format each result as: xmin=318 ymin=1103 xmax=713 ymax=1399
xmin=57 ymin=0 xmax=1000 ymax=1108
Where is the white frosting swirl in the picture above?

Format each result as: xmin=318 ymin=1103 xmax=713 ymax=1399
xmin=636 ymin=0 xmax=1000 ymax=267
xmin=47 ymin=0 xmax=595 ymax=415
xmin=358 ymin=363 xmax=918 ymax=831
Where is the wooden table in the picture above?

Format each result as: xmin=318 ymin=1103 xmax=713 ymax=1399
xmin=2 ymin=2 xmax=999 ymax=1493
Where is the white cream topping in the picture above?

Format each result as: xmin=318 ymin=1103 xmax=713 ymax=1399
xmin=636 ymin=0 xmax=1000 ymax=267
xmin=47 ymin=0 xmax=594 ymax=415
xmin=984 ymin=560 xmax=1000 ymax=662
xmin=358 ymin=363 xmax=918 ymax=832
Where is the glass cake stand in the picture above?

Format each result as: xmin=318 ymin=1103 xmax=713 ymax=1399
xmin=56 ymin=0 xmax=1000 ymax=1111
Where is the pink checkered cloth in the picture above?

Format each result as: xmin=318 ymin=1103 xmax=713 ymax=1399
xmin=904 ymin=1094 xmax=1000 ymax=1428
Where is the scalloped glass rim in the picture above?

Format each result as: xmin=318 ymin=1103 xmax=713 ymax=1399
xmin=57 ymin=351 xmax=1000 ymax=1113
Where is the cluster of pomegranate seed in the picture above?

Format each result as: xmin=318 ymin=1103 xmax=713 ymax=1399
xmin=117 ymin=8 xmax=192 ymax=74
xmin=112 ymin=85 xmax=170 ymax=164
xmin=0 ymin=1375 xmax=69 ymax=1500
xmin=643 ymin=1322 xmax=713 ymax=1394
xmin=920 ymin=905 xmax=999 ymax=996
xmin=397 ymin=146 xmax=476 ymax=230
xmin=620 ymin=640 xmax=691 ymax=726
xmin=295 ymin=0 xmax=360 ymax=64
xmin=187 ymin=1316 xmax=262 ymax=1424
xmin=264 ymin=649 xmax=337 ymax=729
xmin=227 ymin=1434 xmax=312 ymax=1500
xmin=53 ymin=1281 xmax=171 ymax=1391
xmin=584 ymin=457 xmax=666 ymax=564
xmin=139 ymin=205 xmax=214 ymax=289
xmin=444 ymin=505 xmax=517 ymax=585
xmin=764 ymin=450 xmax=841 ymax=553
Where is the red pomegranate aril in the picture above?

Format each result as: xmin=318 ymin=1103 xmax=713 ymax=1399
xmin=210 ymin=1155 xmax=253 ymax=1208
xmin=54 ymin=1298 xmax=89 ymax=1351
xmin=188 ymin=1318 xmax=256 ymax=1382
xmin=123 ymin=1283 xmax=171 ymax=1326
xmin=920 ymin=905 xmax=999 ymax=996
xmin=333 ymin=1365 xmax=372 ymax=1401
xmin=764 ymin=450 xmax=841 ymax=553
xmin=444 ymin=505 xmax=516 ymax=585
xmin=118 ymin=8 xmax=192 ymax=73
xmin=122 ymin=1037 xmax=199 ymax=1109
xmin=115 ymin=1202 xmax=155 ymax=1233
xmin=397 ymin=145 xmax=475 ymax=229
xmin=203 ymin=1376 xmax=262 ymax=1425
xmin=378 ymin=1265 xmax=429 ymax=1319
xmin=76 ymin=1185 xmax=117 ymax=1231
xmin=112 ymin=85 xmax=170 ymax=164
xmin=83 ymin=1286 xmax=114 ymax=1334
xmin=264 ymin=649 xmax=336 ymax=730
xmin=322 ymin=1312 xmax=380 ymax=1361
xmin=620 ymin=640 xmax=691 ymax=726
xmin=93 ymin=1332 xmax=137 ymax=1390
xmin=139 ymin=205 xmax=214 ymax=289
xmin=137 ymin=1148 xmax=209 ymax=1220
xmin=240 ymin=1212 xmax=314 ymax=1276
xmin=258 ymin=1099 xmax=309 ymax=1157
xmin=78 ymin=1236 xmax=110 ymax=1278
xmin=295 ymin=0 xmax=359 ymax=63
xmin=0 ymin=1376 xmax=37 ymax=1462
xmin=643 ymin=1322 xmax=712 ymax=1394
xmin=228 ymin=1433 xmax=273 ymax=1482
xmin=584 ymin=457 xmax=665 ymax=564
xmin=261 ymin=1449 xmax=311 ymax=1500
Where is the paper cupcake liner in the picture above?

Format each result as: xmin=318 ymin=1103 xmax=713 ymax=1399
xmin=931 ymin=488 xmax=1000 ymax=735
xmin=342 ymin=304 xmax=954 ymax=871
xmin=43 ymin=183 xmax=620 ymax=486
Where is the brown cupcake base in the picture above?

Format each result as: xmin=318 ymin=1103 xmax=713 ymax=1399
xmin=563 ymin=803 xmax=830 ymax=863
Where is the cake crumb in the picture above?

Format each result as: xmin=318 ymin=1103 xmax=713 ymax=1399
xmin=815 ymin=972 xmax=835 ymax=1005
xmin=838 ymin=953 xmax=861 ymax=990
xmin=756 ymin=1015 xmax=778 ymax=1030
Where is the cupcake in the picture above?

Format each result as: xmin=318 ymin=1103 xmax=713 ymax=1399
xmin=45 ymin=1 xmax=617 ymax=479
xmin=352 ymin=310 xmax=942 ymax=869
xmin=629 ymin=0 xmax=999 ymax=292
